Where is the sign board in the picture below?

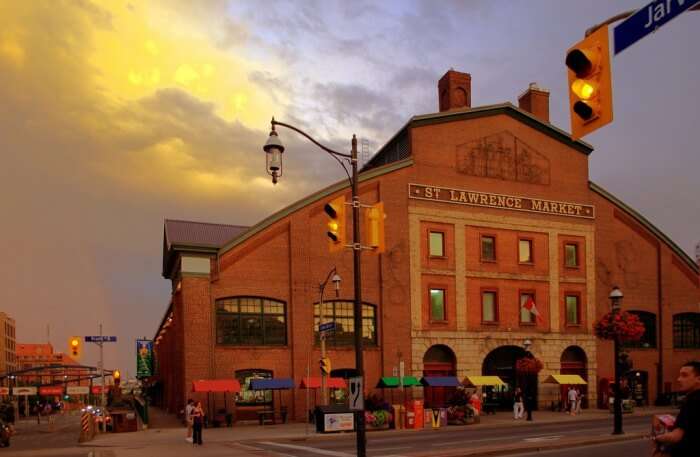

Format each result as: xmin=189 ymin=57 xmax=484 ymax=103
xmin=614 ymin=0 xmax=700 ymax=54
xmin=136 ymin=339 xmax=153 ymax=378
xmin=318 ymin=322 xmax=336 ymax=333
xmin=91 ymin=386 xmax=111 ymax=394
xmin=349 ymin=376 xmax=364 ymax=411
xmin=13 ymin=386 xmax=37 ymax=396
xmin=0 ymin=387 xmax=9 ymax=395
xmin=39 ymin=386 xmax=64 ymax=396
xmin=324 ymin=412 xmax=354 ymax=432
xmin=67 ymin=386 xmax=90 ymax=395
xmin=85 ymin=336 xmax=117 ymax=343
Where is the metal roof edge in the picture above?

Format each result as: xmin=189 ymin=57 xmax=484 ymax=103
xmin=360 ymin=123 xmax=411 ymax=171
xmin=219 ymin=158 xmax=414 ymax=255
xmin=410 ymin=103 xmax=594 ymax=155
xmin=589 ymin=181 xmax=698 ymax=274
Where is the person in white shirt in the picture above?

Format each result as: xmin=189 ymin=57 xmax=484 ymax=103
xmin=185 ymin=399 xmax=194 ymax=442
xmin=567 ymin=387 xmax=578 ymax=415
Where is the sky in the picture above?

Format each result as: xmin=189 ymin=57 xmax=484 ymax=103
xmin=1 ymin=0 xmax=698 ymax=377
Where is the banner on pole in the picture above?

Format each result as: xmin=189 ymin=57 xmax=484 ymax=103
xmin=136 ymin=339 xmax=153 ymax=378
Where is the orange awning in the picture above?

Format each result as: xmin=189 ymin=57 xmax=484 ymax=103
xmin=192 ymin=379 xmax=241 ymax=393
xmin=300 ymin=377 xmax=347 ymax=389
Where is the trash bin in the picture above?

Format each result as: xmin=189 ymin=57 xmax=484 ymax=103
xmin=392 ymin=404 xmax=404 ymax=429
xmin=314 ymin=405 xmax=355 ymax=433
xmin=439 ymin=408 xmax=448 ymax=427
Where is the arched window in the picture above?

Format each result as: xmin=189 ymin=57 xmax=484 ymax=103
xmin=314 ymin=301 xmax=377 ymax=347
xmin=673 ymin=313 xmax=700 ymax=349
xmin=216 ymin=297 xmax=286 ymax=346
xmin=626 ymin=311 xmax=656 ymax=348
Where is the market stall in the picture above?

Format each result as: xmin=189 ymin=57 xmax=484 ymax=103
xmin=191 ymin=379 xmax=241 ymax=426
xmin=249 ymin=378 xmax=294 ymax=424
xmin=542 ymin=374 xmax=587 ymax=411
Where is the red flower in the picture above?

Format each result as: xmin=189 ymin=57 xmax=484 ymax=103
xmin=594 ymin=311 xmax=645 ymax=342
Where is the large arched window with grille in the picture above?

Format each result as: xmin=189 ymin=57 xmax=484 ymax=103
xmin=216 ymin=297 xmax=286 ymax=346
xmin=673 ymin=313 xmax=700 ymax=349
xmin=313 ymin=301 xmax=377 ymax=347
xmin=625 ymin=311 xmax=656 ymax=348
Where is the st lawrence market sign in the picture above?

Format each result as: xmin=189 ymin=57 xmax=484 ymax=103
xmin=409 ymin=183 xmax=595 ymax=219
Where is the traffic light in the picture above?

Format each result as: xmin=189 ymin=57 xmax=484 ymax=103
xmin=565 ymin=26 xmax=613 ymax=140
xmin=320 ymin=357 xmax=331 ymax=375
xmin=324 ymin=196 xmax=346 ymax=252
xmin=69 ymin=336 xmax=82 ymax=359
xmin=365 ymin=202 xmax=385 ymax=253
xmin=113 ymin=369 xmax=121 ymax=387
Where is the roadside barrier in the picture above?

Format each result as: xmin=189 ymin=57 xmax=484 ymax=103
xmin=79 ymin=412 xmax=97 ymax=443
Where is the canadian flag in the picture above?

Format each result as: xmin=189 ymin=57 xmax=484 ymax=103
xmin=522 ymin=297 xmax=544 ymax=323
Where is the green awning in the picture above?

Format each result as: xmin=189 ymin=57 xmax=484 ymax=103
xmin=376 ymin=376 xmax=421 ymax=388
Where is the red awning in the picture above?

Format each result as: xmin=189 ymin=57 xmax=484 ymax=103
xmin=192 ymin=379 xmax=241 ymax=393
xmin=300 ymin=377 xmax=347 ymax=389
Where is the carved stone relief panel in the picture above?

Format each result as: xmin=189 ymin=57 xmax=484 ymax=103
xmin=456 ymin=131 xmax=550 ymax=185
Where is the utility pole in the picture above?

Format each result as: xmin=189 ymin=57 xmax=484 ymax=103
xmin=99 ymin=323 xmax=106 ymax=432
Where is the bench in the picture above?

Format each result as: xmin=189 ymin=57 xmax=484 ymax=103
xmin=257 ymin=410 xmax=275 ymax=425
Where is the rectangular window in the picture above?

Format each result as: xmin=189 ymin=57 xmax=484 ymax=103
xmin=519 ymin=239 xmax=533 ymax=263
xmin=429 ymin=231 xmax=445 ymax=257
xmin=565 ymin=243 xmax=579 ymax=267
xmin=520 ymin=292 xmax=536 ymax=324
xmin=565 ymin=295 xmax=580 ymax=324
xmin=482 ymin=291 xmax=497 ymax=323
xmin=673 ymin=313 xmax=700 ymax=348
xmin=216 ymin=297 xmax=287 ymax=346
xmin=481 ymin=236 xmax=496 ymax=262
xmin=430 ymin=289 xmax=446 ymax=321
xmin=313 ymin=301 xmax=377 ymax=347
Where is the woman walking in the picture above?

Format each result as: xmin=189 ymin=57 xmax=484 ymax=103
xmin=191 ymin=401 xmax=204 ymax=446
xmin=513 ymin=387 xmax=524 ymax=419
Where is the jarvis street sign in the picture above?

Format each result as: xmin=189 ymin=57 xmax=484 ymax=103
xmin=614 ymin=0 xmax=700 ymax=54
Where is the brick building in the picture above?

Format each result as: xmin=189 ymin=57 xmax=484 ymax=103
xmin=0 ymin=312 xmax=17 ymax=376
xmin=153 ymin=70 xmax=700 ymax=420
xmin=16 ymin=343 xmax=79 ymax=384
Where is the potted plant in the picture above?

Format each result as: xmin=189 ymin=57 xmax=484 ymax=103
xmin=364 ymin=395 xmax=392 ymax=430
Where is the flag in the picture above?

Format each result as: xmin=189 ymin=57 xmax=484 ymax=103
xmin=522 ymin=297 xmax=544 ymax=324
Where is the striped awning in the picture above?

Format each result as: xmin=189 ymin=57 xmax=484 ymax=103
xmin=462 ymin=375 xmax=506 ymax=387
xmin=542 ymin=374 xmax=587 ymax=385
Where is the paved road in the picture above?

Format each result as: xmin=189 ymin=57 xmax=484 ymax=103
xmin=245 ymin=415 xmax=651 ymax=457
xmin=11 ymin=414 xmax=81 ymax=451
xmin=507 ymin=438 xmax=650 ymax=457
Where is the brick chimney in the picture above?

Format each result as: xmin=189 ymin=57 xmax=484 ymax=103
xmin=438 ymin=69 xmax=471 ymax=112
xmin=518 ymin=82 xmax=550 ymax=123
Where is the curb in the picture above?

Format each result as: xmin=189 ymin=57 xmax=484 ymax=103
xmin=412 ymin=433 xmax=646 ymax=457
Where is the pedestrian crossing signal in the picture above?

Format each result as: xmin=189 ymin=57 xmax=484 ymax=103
xmin=566 ymin=26 xmax=613 ymax=140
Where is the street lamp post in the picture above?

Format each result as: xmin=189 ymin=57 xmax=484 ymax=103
xmin=609 ymin=285 xmax=624 ymax=435
xmin=263 ymin=118 xmax=367 ymax=457
xmin=522 ymin=338 xmax=534 ymax=422
xmin=319 ymin=268 xmax=342 ymax=405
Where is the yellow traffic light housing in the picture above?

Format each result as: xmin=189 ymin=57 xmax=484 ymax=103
xmin=365 ymin=202 xmax=386 ymax=253
xmin=320 ymin=357 xmax=332 ymax=375
xmin=69 ymin=336 xmax=82 ymax=359
xmin=566 ymin=26 xmax=613 ymax=140
xmin=324 ymin=196 xmax=346 ymax=252
xmin=113 ymin=369 xmax=121 ymax=386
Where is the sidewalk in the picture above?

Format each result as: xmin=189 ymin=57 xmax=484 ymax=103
xmin=79 ymin=405 xmax=672 ymax=456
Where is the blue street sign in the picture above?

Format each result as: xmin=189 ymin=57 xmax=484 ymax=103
xmin=85 ymin=336 xmax=117 ymax=343
xmin=318 ymin=322 xmax=336 ymax=333
xmin=614 ymin=0 xmax=700 ymax=54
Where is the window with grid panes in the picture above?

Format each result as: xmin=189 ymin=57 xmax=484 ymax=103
xmin=481 ymin=236 xmax=496 ymax=261
xmin=215 ymin=297 xmax=287 ymax=346
xmin=314 ymin=301 xmax=377 ymax=347
xmin=673 ymin=313 xmax=700 ymax=349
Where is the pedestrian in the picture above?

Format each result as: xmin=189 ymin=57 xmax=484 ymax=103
xmin=567 ymin=386 xmax=577 ymax=415
xmin=513 ymin=387 xmax=524 ymax=419
xmin=191 ymin=401 xmax=204 ymax=446
xmin=575 ymin=387 xmax=583 ymax=415
xmin=185 ymin=399 xmax=194 ymax=443
xmin=652 ymin=361 xmax=700 ymax=457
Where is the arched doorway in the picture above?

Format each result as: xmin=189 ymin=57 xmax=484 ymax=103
xmin=423 ymin=345 xmax=457 ymax=408
xmin=561 ymin=346 xmax=588 ymax=408
xmin=482 ymin=345 xmax=530 ymax=409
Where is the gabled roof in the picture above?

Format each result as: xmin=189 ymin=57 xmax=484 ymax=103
xmin=162 ymin=219 xmax=249 ymax=278
xmin=362 ymin=103 xmax=593 ymax=172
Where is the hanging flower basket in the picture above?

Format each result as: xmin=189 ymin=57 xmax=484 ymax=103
xmin=594 ymin=311 xmax=645 ymax=342
xmin=515 ymin=357 xmax=544 ymax=374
